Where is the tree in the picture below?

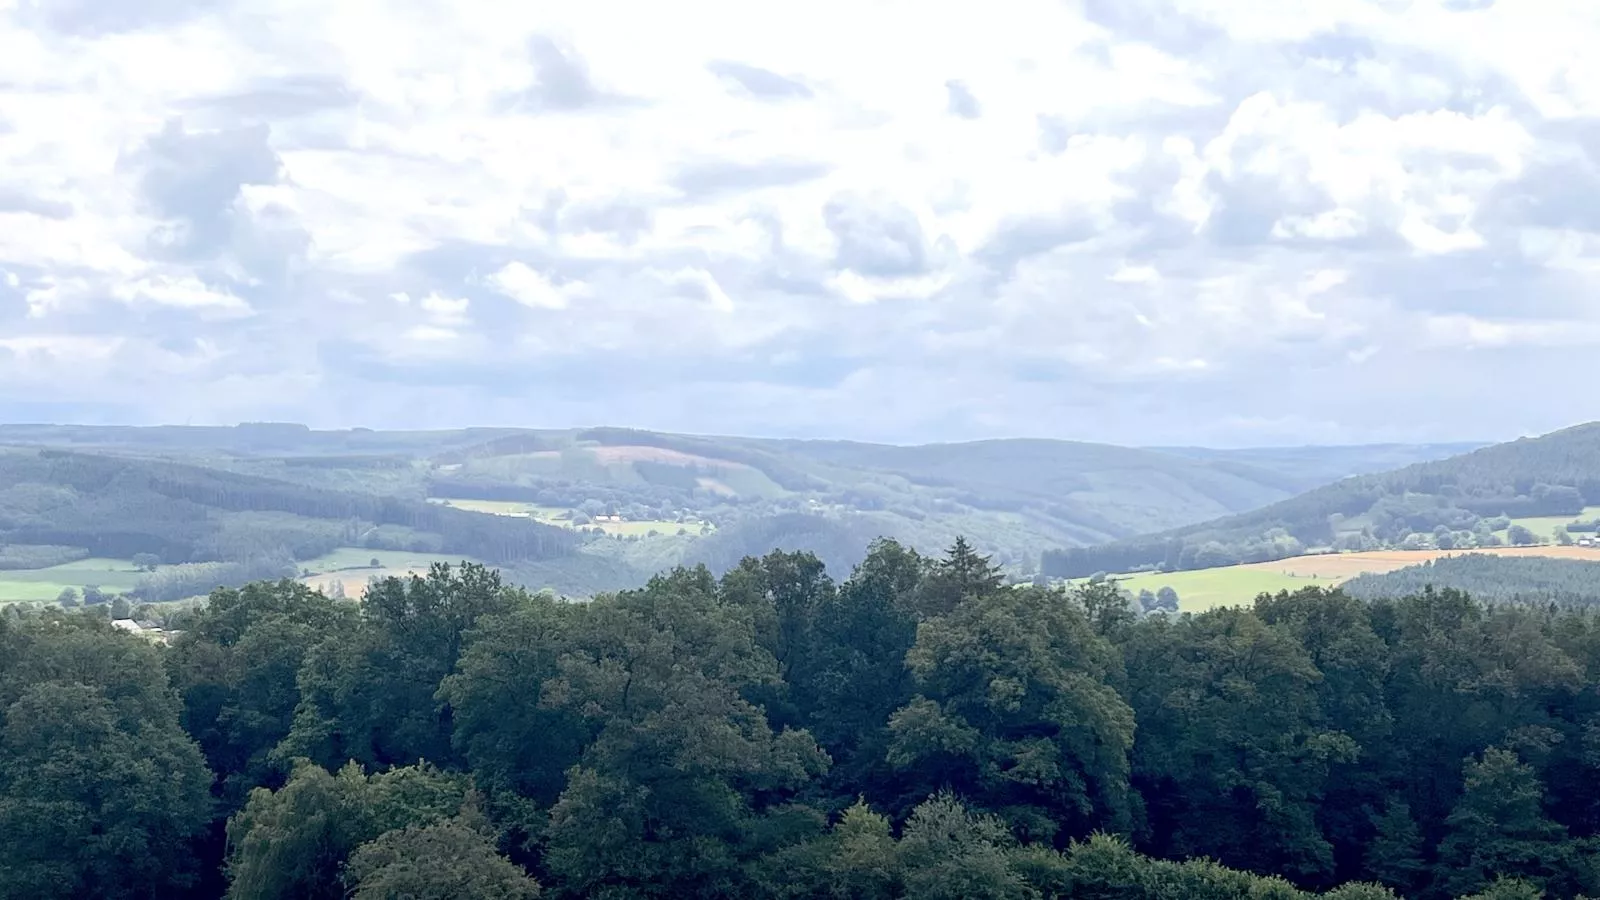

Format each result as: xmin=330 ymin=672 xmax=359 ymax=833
xmin=1364 ymin=801 xmax=1425 ymax=895
xmin=888 ymin=584 xmax=1136 ymax=841
xmin=0 ymin=622 xmax=213 ymax=900
xmin=275 ymin=564 xmax=515 ymax=770
xmin=1437 ymin=747 xmax=1568 ymax=897
xmin=1155 ymin=585 xmax=1180 ymax=612
xmin=81 ymin=585 xmax=105 ymax=605
xmin=110 ymin=595 xmax=132 ymax=620
xmin=224 ymin=761 xmax=472 ymax=900
xmin=369 ymin=557 xmax=381 ymax=568
xmin=895 ymin=794 xmax=1033 ymax=900
xmin=1122 ymin=607 xmax=1355 ymax=881
xmin=169 ymin=581 xmax=360 ymax=807
xmin=1555 ymin=527 xmax=1574 ymax=546
xmin=913 ymin=537 xmax=1005 ymax=618
xmin=56 ymin=587 xmax=78 ymax=608
xmin=344 ymin=815 xmax=541 ymax=899
xmin=132 ymin=553 xmax=161 ymax=572
xmin=541 ymin=567 xmax=828 ymax=899
xmin=438 ymin=592 xmax=587 ymax=840
xmin=1507 ymin=524 xmax=1538 ymax=546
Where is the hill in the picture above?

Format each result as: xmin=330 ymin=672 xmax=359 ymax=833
xmin=0 ymin=447 xmax=579 ymax=602
xmin=0 ymin=424 xmax=1474 ymax=593
xmin=1043 ymin=422 xmax=1600 ymax=578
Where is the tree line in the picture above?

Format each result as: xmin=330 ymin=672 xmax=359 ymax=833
xmin=4 ymin=538 xmax=1600 ymax=899
xmin=1341 ymin=554 xmax=1600 ymax=606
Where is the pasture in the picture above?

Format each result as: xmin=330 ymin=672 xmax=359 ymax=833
xmin=296 ymin=548 xmax=488 ymax=599
xmin=1503 ymin=506 xmax=1600 ymax=539
xmin=1109 ymin=545 xmax=1600 ymax=613
xmin=427 ymin=496 xmax=702 ymax=539
xmin=0 ymin=558 xmax=147 ymax=602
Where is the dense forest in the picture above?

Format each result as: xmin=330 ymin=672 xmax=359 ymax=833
xmin=1043 ymin=423 xmax=1600 ymax=578
xmin=1341 ymin=554 xmax=1600 ymax=605
xmin=3 ymin=538 xmax=1598 ymax=899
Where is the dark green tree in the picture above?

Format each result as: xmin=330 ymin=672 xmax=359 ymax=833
xmin=169 ymin=580 xmax=358 ymax=807
xmin=887 ymin=584 xmax=1135 ymax=842
xmin=344 ymin=812 xmax=541 ymax=899
xmin=275 ymin=563 xmax=514 ymax=769
xmin=223 ymin=760 xmax=472 ymax=900
xmin=1436 ymin=747 xmax=1568 ymax=898
xmin=0 ymin=619 xmax=212 ymax=900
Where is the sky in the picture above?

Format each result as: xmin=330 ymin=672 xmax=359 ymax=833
xmin=0 ymin=0 xmax=1596 ymax=447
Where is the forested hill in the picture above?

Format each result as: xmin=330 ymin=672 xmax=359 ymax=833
xmin=1341 ymin=553 xmax=1600 ymax=605
xmin=1044 ymin=422 xmax=1600 ymax=578
xmin=0 ymin=423 xmax=1472 ymax=573
xmin=0 ymin=447 xmax=578 ymax=568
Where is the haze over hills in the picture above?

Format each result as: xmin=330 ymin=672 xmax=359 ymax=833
xmin=0 ymin=423 xmax=1478 ymax=600
xmin=1043 ymin=422 xmax=1600 ymax=579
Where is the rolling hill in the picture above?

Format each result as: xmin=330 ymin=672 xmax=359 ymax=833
xmin=0 ymin=447 xmax=580 ymax=601
xmin=0 ymin=424 xmax=1478 ymax=596
xmin=1043 ymin=422 xmax=1600 ymax=579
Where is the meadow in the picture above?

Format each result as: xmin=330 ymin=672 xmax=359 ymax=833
xmin=1112 ymin=545 xmax=1600 ymax=612
xmin=295 ymin=548 xmax=489 ymax=599
xmin=0 ymin=558 xmax=148 ymax=602
xmin=427 ymin=496 xmax=704 ymax=539
xmin=1504 ymin=505 xmax=1600 ymax=539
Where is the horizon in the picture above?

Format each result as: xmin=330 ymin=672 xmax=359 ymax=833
xmin=2 ymin=1 xmax=1592 ymax=446
xmin=0 ymin=416 xmax=1521 ymax=452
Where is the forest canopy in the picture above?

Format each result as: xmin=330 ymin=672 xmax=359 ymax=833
xmin=3 ymin=539 xmax=1599 ymax=899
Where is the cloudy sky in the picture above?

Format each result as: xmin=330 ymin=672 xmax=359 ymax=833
xmin=0 ymin=0 xmax=1595 ymax=447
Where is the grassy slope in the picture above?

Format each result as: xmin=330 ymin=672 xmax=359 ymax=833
xmin=1109 ymin=545 xmax=1600 ymax=613
xmin=0 ymin=558 xmax=148 ymax=602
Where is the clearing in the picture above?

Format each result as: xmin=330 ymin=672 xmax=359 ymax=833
xmin=427 ymin=496 xmax=703 ymax=538
xmin=0 ymin=558 xmax=148 ymax=602
xmin=296 ymin=548 xmax=487 ymax=599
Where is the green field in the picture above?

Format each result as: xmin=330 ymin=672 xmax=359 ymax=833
xmin=428 ymin=496 xmax=705 ymax=539
xmin=0 ymin=558 xmax=148 ymax=602
xmin=1504 ymin=506 xmax=1600 ymax=540
xmin=1092 ymin=567 xmax=1340 ymax=613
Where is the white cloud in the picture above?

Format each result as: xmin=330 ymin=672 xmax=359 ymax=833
xmin=110 ymin=275 xmax=252 ymax=315
xmin=485 ymin=262 xmax=589 ymax=310
xmin=1 ymin=0 xmax=1599 ymax=444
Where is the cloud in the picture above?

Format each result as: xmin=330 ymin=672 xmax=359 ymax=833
xmin=484 ymin=262 xmax=589 ymax=310
xmin=706 ymin=61 xmax=812 ymax=100
xmin=0 ymin=0 xmax=1597 ymax=445
xmin=945 ymin=80 xmax=981 ymax=119
xmin=670 ymin=158 xmax=832 ymax=200
xmin=516 ymin=34 xmax=638 ymax=113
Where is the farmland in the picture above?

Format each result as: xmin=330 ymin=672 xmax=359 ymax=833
xmin=427 ymin=496 xmax=708 ymax=539
xmin=1106 ymin=545 xmax=1600 ymax=612
xmin=0 ymin=558 xmax=148 ymax=602
xmin=1503 ymin=505 xmax=1600 ymax=538
xmin=296 ymin=548 xmax=490 ymax=599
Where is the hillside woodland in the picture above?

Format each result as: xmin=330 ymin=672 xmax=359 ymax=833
xmin=1044 ymin=423 xmax=1600 ymax=578
xmin=0 ymin=425 xmax=1472 ymax=600
xmin=0 ymin=448 xmax=578 ymax=601
xmin=1342 ymin=554 xmax=1600 ymax=605
xmin=4 ymin=539 xmax=1600 ymax=899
